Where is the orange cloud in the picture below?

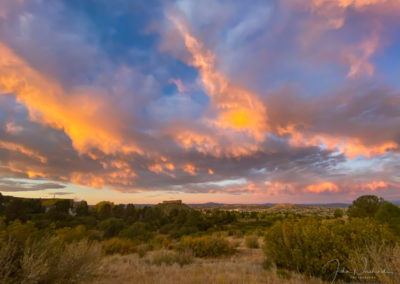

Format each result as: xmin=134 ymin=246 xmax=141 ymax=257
xmin=172 ymin=129 xmax=262 ymax=157
xmin=148 ymin=159 xmax=176 ymax=177
xmin=363 ymin=181 xmax=387 ymax=191
xmin=306 ymin=182 xmax=339 ymax=193
xmin=313 ymin=0 xmax=390 ymax=9
xmin=183 ymin=163 xmax=196 ymax=175
xmin=70 ymin=166 xmax=137 ymax=189
xmin=168 ymin=15 xmax=268 ymax=141
xmin=167 ymin=19 xmax=396 ymax=159
xmin=168 ymin=78 xmax=185 ymax=93
xmin=0 ymin=141 xmax=47 ymax=163
xmin=302 ymin=0 xmax=399 ymax=78
xmin=343 ymin=33 xmax=379 ymax=78
xmin=0 ymin=43 xmax=140 ymax=156
xmin=278 ymin=124 xmax=396 ymax=158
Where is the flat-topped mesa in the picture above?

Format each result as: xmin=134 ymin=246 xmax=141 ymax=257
xmin=156 ymin=200 xmax=190 ymax=214
xmin=162 ymin=200 xmax=182 ymax=205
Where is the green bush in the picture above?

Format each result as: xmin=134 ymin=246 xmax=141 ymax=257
xmin=57 ymin=225 xmax=87 ymax=243
xmin=375 ymin=201 xmax=400 ymax=235
xmin=99 ymin=218 xmax=124 ymax=238
xmin=179 ymin=235 xmax=235 ymax=257
xmin=333 ymin=208 xmax=344 ymax=218
xmin=0 ymin=220 xmax=39 ymax=245
xmin=101 ymin=237 xmax=136 ymax=255
xmin=264 ymin=217 xmax=397 ymax=281
xmin=118 ymin=222 xmax=152 ymax=241
xmin=245 ymin=235 xmax=259 ymax=248
xmin=151 ymin=235 xmax=174 ymax=250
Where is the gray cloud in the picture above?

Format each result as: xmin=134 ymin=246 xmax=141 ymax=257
xmin=0 ymin=179 xmax=66 ymax=192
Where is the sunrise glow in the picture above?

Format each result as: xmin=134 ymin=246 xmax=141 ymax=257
xmin=0 ymin=0 xmax=399 ymax=204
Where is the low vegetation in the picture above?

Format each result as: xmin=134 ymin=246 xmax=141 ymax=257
xmin=0 ymin=192 xmax=399 ymax=283
xmin=0 ymin=234 xmax=101 ymax=283
xmin=245 ymin=234 xmax=259 ymax=249
xmin=178 ymin=235 xmax=235 ymax=257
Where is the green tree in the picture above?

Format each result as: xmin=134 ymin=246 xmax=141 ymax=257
xmin=347 ymin=195 xmax=384 ymax=218
xmin=95 ymin=201 xmax=114 ymax=219
xmin=46 ymin=199 xmax=73 ymax=221
xmin=112 ymin=204 xmax=125 ymax=219
xmin=124 ymin=204 xmax=136 ymax=221
xmin=375 ymin=201 xmax=400 ymax=235
xmin=99 ymin=218 xmax=124 ymax=238
xmin=5 ymin=199 xmax=27 ymax=222
xmin=53 ymin=200 xmax=72 ymax=214
xmin=24 ymin=199 xmax=44 ymax=215
xmin=75 ymin=200 xmax=89 ymax=216
xmin=333 ymin=208 xmax=344 ymax=218
xmin=119 ymin=222 xmax=151 ymax=241
xmin=0 ymin=192 xmax=4 ymax=215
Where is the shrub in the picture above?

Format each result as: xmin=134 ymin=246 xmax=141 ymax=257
xmin=118 ymin=222 xmax=152 ymax=241
xmin=99 ymin=218 xmax=124 ymax=238
xmin=101 ymin=238 xmax=136 ymax=255
xmin=0 ymin=220 xmax=39 ymax=245
xmin=262 ymin=258 xmax=274 ymax=271
xmin=150 ymin=249 xmax=193 ymax=266
xmin=136 ymin=243 xmax=151 ymax=258
xmin=0 ymin=236 xmax=101 ymax=283
xmin=75 ymin=200 xmax=89 ymax=216
xmin=175 ymin=249 xmax=194 ymax=266
xmin=375 ymin=201 xmax=400 ymax=235
xmin=333 ymin=208 xmax=344 ymax=218
xmin=264 ymin=217 xmax=397 ymax=281
xmin=179 ymin=235 xmax=235 ymax=257
xmin=151 ymin=235 xmax=174 ymax=250
xmin=0 ymin=217 xmax=5 ymax=231
xmin=0 ymin=238 xmax=19 ymax=281
xmin=57 ymin=225 xmax=87 ymax=243
xmin=349 ymin=244 xmax=400 ymax=283
xmin=245 ymin=235 xmax=259 ymax=249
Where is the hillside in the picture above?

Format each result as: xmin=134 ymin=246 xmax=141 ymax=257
xmin=155 ymin=200 xmax=192 ymax=215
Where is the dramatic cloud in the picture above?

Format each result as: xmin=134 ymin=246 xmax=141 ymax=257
xmin=0 ymin=43 xmax=140 ymax=155
xmin=0 ymin=0 xmax=399 ymax=203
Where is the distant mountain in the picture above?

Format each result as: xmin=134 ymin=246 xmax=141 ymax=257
xmin=188 ymin=202 xmax=224 ymax=207
xmin=187 ymin=202 xmax=349 ymax=208
xmin=297 ymin=203 xmax=350 ymax=208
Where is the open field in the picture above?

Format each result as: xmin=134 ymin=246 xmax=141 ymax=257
xmin=91 ymin=238 xmax=324 ymax=284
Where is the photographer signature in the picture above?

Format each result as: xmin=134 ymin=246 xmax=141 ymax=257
xmin=322 ymin=258 xmax=393 ymax=283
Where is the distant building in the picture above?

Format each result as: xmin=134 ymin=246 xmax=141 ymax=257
xmin=162 ymin=200 xmax=182 ymax=205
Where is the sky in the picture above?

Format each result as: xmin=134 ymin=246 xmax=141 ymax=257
xmin=0 ymin=0 xmax=399 ymax=204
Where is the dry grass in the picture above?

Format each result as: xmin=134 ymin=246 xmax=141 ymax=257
xmin=0 ymin=237 xmax=102 ymax=284
xmin=244 ymin=235 xmax=259 ymax=249
xmin=91 ymin=240 xmax=323 ymax=284
xmin=349 ymin=244 xmax=400 ymax=284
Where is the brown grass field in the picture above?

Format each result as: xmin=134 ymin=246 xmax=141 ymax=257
xmin=90 ymin=238 xmax=324 ymax=284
